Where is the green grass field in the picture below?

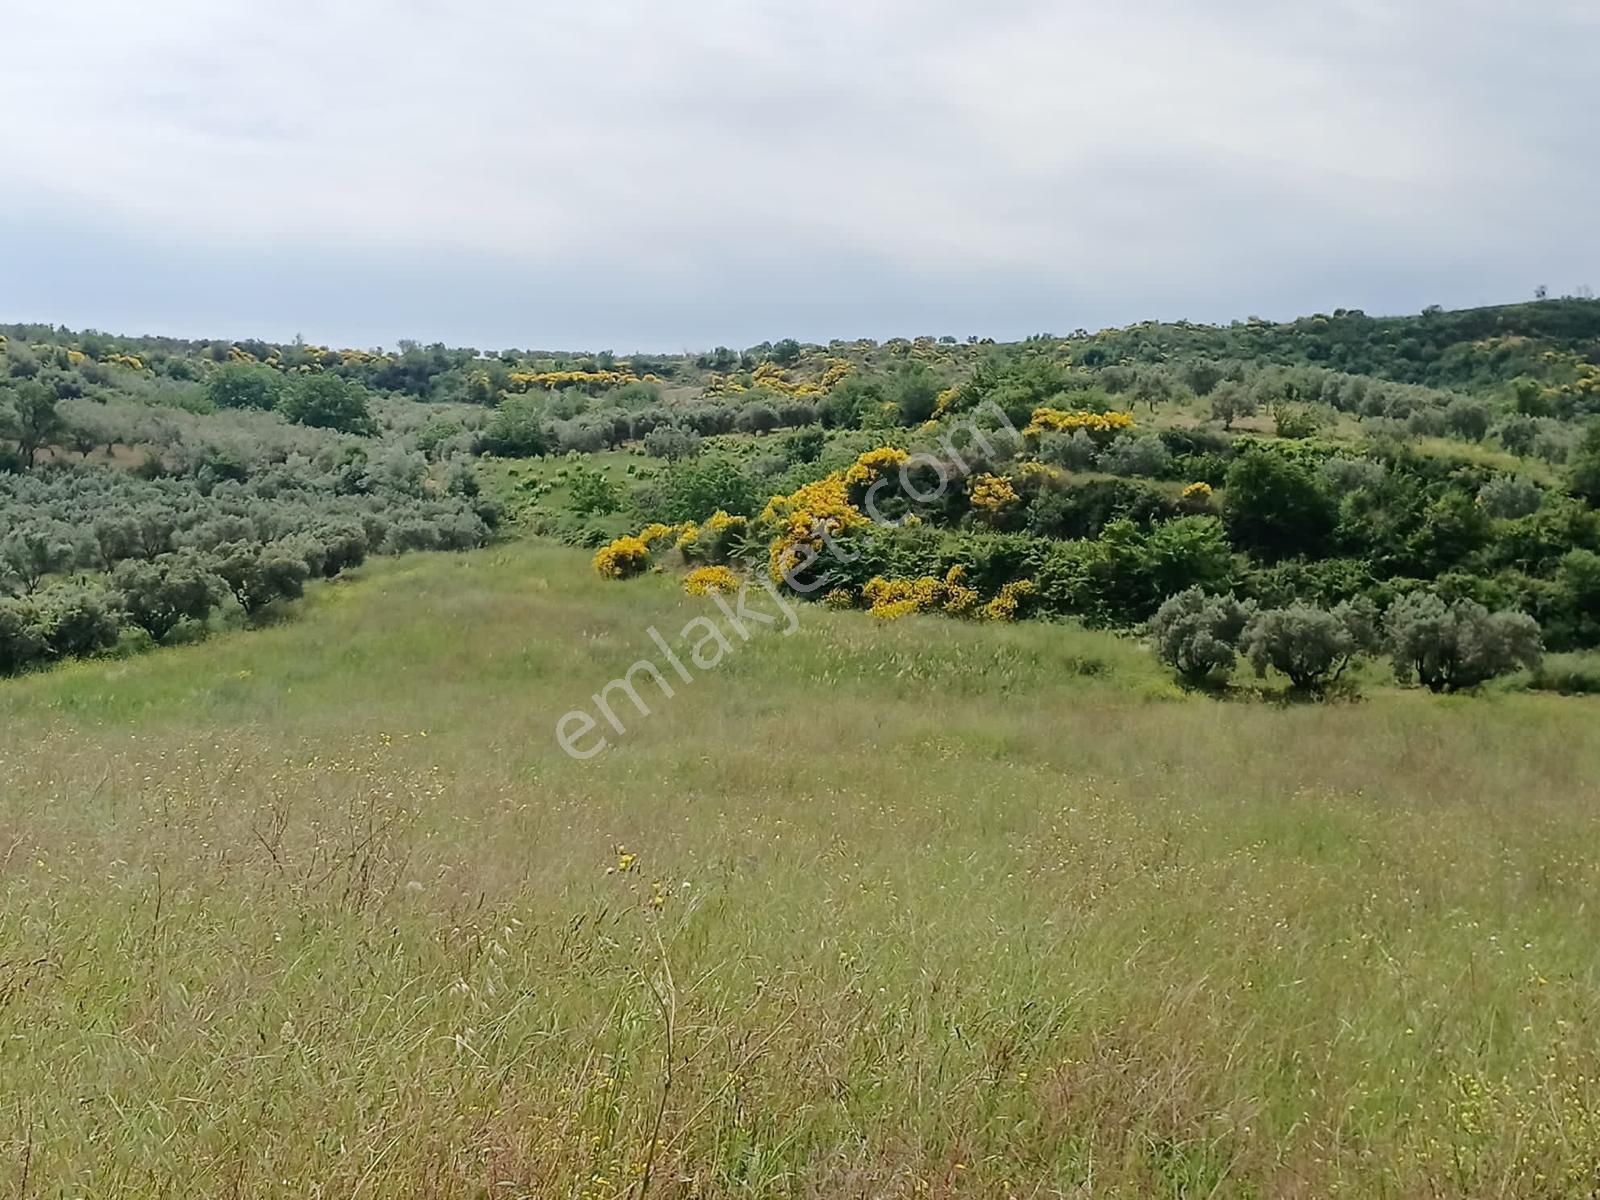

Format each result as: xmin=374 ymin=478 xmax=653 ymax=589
xmin=3 ymin=544 xmax=1599 ymax=1197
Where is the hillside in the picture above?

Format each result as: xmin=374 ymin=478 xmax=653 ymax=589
xmin=4 ymin=297 xmax=1600 ymax=690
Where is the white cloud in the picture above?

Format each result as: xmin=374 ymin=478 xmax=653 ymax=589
xmin=1 ymin=0 xmax=1595 ymax=346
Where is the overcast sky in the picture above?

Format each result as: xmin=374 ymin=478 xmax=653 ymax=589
xmin=1 ymin=0 xmax=1595 ymax=352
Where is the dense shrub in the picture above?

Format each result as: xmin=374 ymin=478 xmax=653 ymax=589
xmin=278 ymin=375 xmax=374 ymax=435
xmin=645 ymin=457 xmax=762 ymax=523
xmin=480 ymin=395 xmax=549 ymax=457
xmin=1477 ymin=475 xmax=1543 ymax=519
xmin=205 ymin=364 xmax=284 ymax=411
xmin=643 ymin=425 xmax=702 ymax=461
xmin=1098 ymin=434 xmax=1171 ymax=478
xmin=1223 ymin=450 xmax=1337 ymax=560
xmin=112 ymin=553 xmax=224 ymax=641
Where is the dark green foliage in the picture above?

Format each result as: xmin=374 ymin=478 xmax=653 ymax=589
xmin=1026 ymin=479 xmax=1177 ymax=540
xmin=278 ymin=375 xmax=374 ymax=435
xmin=205 ymin=364 xmax=285 ymax=411
xmin=567 ymin=466 xmax=622 ymax=516
xmin=888 ymin=364 xmax=941 ymax=425
xmin=643 ymin=425 xmax=702 ymax=461
xmin=212 ymin=541 xmax=312 ymax=616
xmin=646 ymin=457 xmax=762 ymax=523
xmin=480 ymin=395 xmax=549 ymax=457
xmin=1223 ymin=450 xmax=1337 ymax=561
xmin=1570 ymin=421 xmax=1600 ymax=505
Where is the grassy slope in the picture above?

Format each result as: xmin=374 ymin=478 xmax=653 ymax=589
xmin=2 ymin=544 xmax=1599 ymax=1197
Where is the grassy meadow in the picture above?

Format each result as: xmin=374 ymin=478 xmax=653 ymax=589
xmin=3 ymin=542 xmax=1599 ymax=1197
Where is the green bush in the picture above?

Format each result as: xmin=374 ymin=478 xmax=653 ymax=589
xmin=1148 ymin=587 xmax=1255 ymax=688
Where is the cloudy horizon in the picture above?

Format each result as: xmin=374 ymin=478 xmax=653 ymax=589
xmin=2 ymin=0 xmax=1596 ymax=352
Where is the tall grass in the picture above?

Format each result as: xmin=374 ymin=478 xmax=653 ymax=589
xmin=2 ymin=543 xmax=1598 ymax=1197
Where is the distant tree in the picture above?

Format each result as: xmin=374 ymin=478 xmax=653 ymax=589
xmin=1495 ymin=413 xmax=1539 ymax=455
xmin=769 ymin=339 xmax=803 ymax=367
xmin=781 ymin=426 xmax=825 ymax=465
xmin=1477 ymin=475 xmax=1543 ymax=520
xmin=1132 ymin=370 xmax=1179 ymax=412
xmin=1272 ymin=404 xmax=1324 ymax=439
xmin=643 ymin=424 xmax=703 ymax=461
xmin=1570 ymin=421 xmax=1600 ymax=506
xmin=1385 ymin=592 xmax=1542 ymax=692
xmin=0 ymin=596 xmax=48 ymax=675
xmin=1443 ymin=397 xmax=1492 ymax=442
xmin=479 ymin=395 xmax=549 ymax=458
xmin=888 ymin=364 xmax=941 ymax=424
xmin=1098 ymin=434 xmax=1171 ymax=478
xmin=567 ymin=466 xmax=622 ymax=516
xmin=734 ymin=403 xmax=781 ymax=435
xmin=0 ymin=381 xmax=65 ymax=468
xmin=277 ymin=375 xmax=374 ymax=435
xmin=1209 ymin=380 xmax=1257 ymax=430
xmin=1148 ymin=587 xmax=1255 ymax=688
xmin=205 ymin=364 xmax=284 ymax=411
xmin=35 ymin=582 xmax=121 ymax=660
xmin=651 ymin=457 xmax=761 ymax=523
xmin=1179 ymin=360 xmax=1226 ymax=397
xmin=0 ymin=524 xmax=79 ymax=594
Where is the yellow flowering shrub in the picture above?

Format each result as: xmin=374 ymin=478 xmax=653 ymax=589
xmin=842 ymin=446 xmax=910 ymax=486
xmin=750 ymin=361 xmax=823 ymax=397
xmin=678 ymin=510 xmax=749 ymax=564
xmin=818 ymin=358 xmax=853 ymax=390
xmin=592 ymin=535 xmax=651 ymax=579
xmin=1023 ymin=408 xmax=1135 ymax=438
xmin=823 ymin=587 xmax=856 ymax=609
xmin=683 ymin=565 xmax=741 ymax=596
xmin=968 ymin=474 xmax=1019 ymax=521
xmin=1180 ymin=481 xmax=1214 ymax=508
xmin=762 ymin=473 xmax=867 ymax=582
xmin=941 ymin=565 xmax=980 ymax=617
xmin=981 ymin=579 xmax=1035 ymax=621
xmin=863 ymin=572 xmax=975 ymax=620
xmin=637 ymin=522 xmax=687 ymax=548
xmin=506 ymin=369 xmax=639 ymax=394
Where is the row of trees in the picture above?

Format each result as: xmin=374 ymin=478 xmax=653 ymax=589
xmin=0 ymin=459 xmax=495 ymax=676
xmin=2 ymin=536 xmax=328 ymax=675
xmin=1150 ymin=586 xmax=1543 ymax=694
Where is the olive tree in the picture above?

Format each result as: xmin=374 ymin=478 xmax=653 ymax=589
xmin=112 ymin=552 xmax=225 ymax=642
xmin=212 ymin=541 xmax=312 ymax=616
xmin=1148 ymin=586 xmax=1255 ymax=688
xmin=1 ymin=523 xmax=81 ymax=594
xmin=1241 ymin=600 xmax=1381 ymax=694
xmin=1385 ymin=592 xmax=1543 ymax=692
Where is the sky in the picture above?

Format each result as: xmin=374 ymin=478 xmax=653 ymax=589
xmin=1 ymin=0 xmax=1596 ymax=352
